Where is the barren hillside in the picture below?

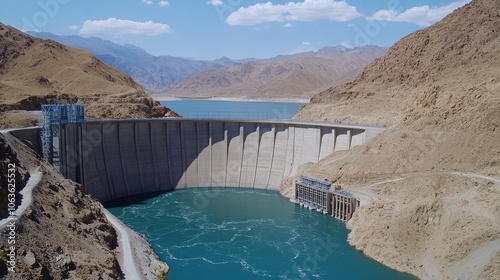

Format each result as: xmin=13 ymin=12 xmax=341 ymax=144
xmin=289 ymin=0 xmax=500 ymax=279
xmin=0 ymin=23 xmax=179 ymax=125
xmin=0 ymin=133 xmax=168 ymax=279
xmin=155 ymin=46 xmax=386 ymax=100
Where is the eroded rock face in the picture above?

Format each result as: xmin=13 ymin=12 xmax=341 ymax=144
xmin=0 ymin=22 xmax=173 ymax=280
xmin=0 ymin=93 xmax=78 ymax=112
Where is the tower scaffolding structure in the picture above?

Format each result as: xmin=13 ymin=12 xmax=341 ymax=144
xmin=41 ymin=104 xmax=85 ymax=167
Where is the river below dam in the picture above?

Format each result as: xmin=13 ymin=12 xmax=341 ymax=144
xmin=106 ymin=188 xmax=415 ymax=280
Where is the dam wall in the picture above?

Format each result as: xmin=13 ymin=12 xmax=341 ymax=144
xmin=56 ymin=119 xmax=384 ymax=202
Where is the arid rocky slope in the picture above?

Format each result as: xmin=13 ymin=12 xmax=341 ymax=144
xmin=0 ymin=23 xmax=179 ymax=125
xmin=0 ymin=133 xmax=123 ymax=279
xmin=296 ymin=0 xmax=499 ymax=128
xmin=154 ymin=46 xmax=386 ymax=100
xmin=288 ymin=0 xmax=500 ymax=279
xmin=0 ymin=132 xmax=168 ymax=279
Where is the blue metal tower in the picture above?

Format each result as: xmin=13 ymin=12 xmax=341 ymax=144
xmin=41 ymin=104 xmax=84 ymax=164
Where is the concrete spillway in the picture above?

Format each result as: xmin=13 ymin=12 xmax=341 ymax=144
xmin=55 ymin=119 xmax=384 ymax=202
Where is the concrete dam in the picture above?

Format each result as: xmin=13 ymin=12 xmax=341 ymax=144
xmin=54 ymin=119 xmax=384 ymax=202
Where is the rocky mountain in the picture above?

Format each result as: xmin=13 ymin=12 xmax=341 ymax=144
xmin=27 ymin=32 xmax=240 ymax=90
xmin=296 ymin=1 xmax=499 ymax=129
xmin=289 ymin=0 xmax=500 ymax=279
xmin=155 ymin=46 xmax=387 ymax=100
xmin=0 ymin=23 xmax=179 ymax=121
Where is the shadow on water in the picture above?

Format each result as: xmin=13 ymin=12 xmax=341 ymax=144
xmin=102 ymin=190 xmax=171 ymax=208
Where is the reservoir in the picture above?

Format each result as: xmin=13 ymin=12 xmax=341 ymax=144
xmin=106 ymin=188 xmax=415 ymax=280
xmin=160 ymin=99 xmax=306 ymax=119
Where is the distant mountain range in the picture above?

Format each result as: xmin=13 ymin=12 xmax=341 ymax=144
xmin=156 ymin=45 xmax=387 ymax=100
xmin=27 ymin=32 xmax=240 ymax=90
xmin=27 ymin=32 xmax=387 ymax=99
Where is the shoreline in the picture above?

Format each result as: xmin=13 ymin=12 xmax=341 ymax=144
xmin=103 ymin=209 xmax=169 ymax=280
xmin=102 ymin=209 xmax=142 ymax=280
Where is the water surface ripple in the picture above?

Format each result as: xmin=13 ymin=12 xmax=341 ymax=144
xmin=106 ymin=188 xmax=415 ymax=280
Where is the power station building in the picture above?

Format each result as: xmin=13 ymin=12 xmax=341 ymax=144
xmin=293 ymin=176 xmax=360 ymax=221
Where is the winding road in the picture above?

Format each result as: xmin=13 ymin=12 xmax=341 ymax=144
xmin=0 ymin=168 xmax=41 ymax=230
xmin=103 ymin=209 xmax=143 ymax=280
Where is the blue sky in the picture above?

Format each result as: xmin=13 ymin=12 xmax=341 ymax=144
xmin=1 ymin=0 xmax=470 ymax=60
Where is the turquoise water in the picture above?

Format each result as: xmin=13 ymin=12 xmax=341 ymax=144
xmin=106 ymin=188 xmax=416 ymax=280
xmin=160 ymin=100 xmax=306 ymax=119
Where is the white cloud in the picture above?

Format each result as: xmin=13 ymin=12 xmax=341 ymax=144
xmin=284 ymin=23 xmax=293 ymax=28
xmin=207 ymin=0 xmax=223 ymax=6
xmin=367 ymin=0 xmax=471 ymax=27
xmin=142 ymin=0 xmax=153 ymax=4
xmin=80 ymin=18 xmax=170 ymax=36
xmin=159 ymin=1 xmax=169 ymax=6
xmin=226 ymin=0 xmax=362 ymax=26
xmin=68 ymin=25 xmax=79 ymax=30
xmin=302 ymin=41 xmax=311 ymax=45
